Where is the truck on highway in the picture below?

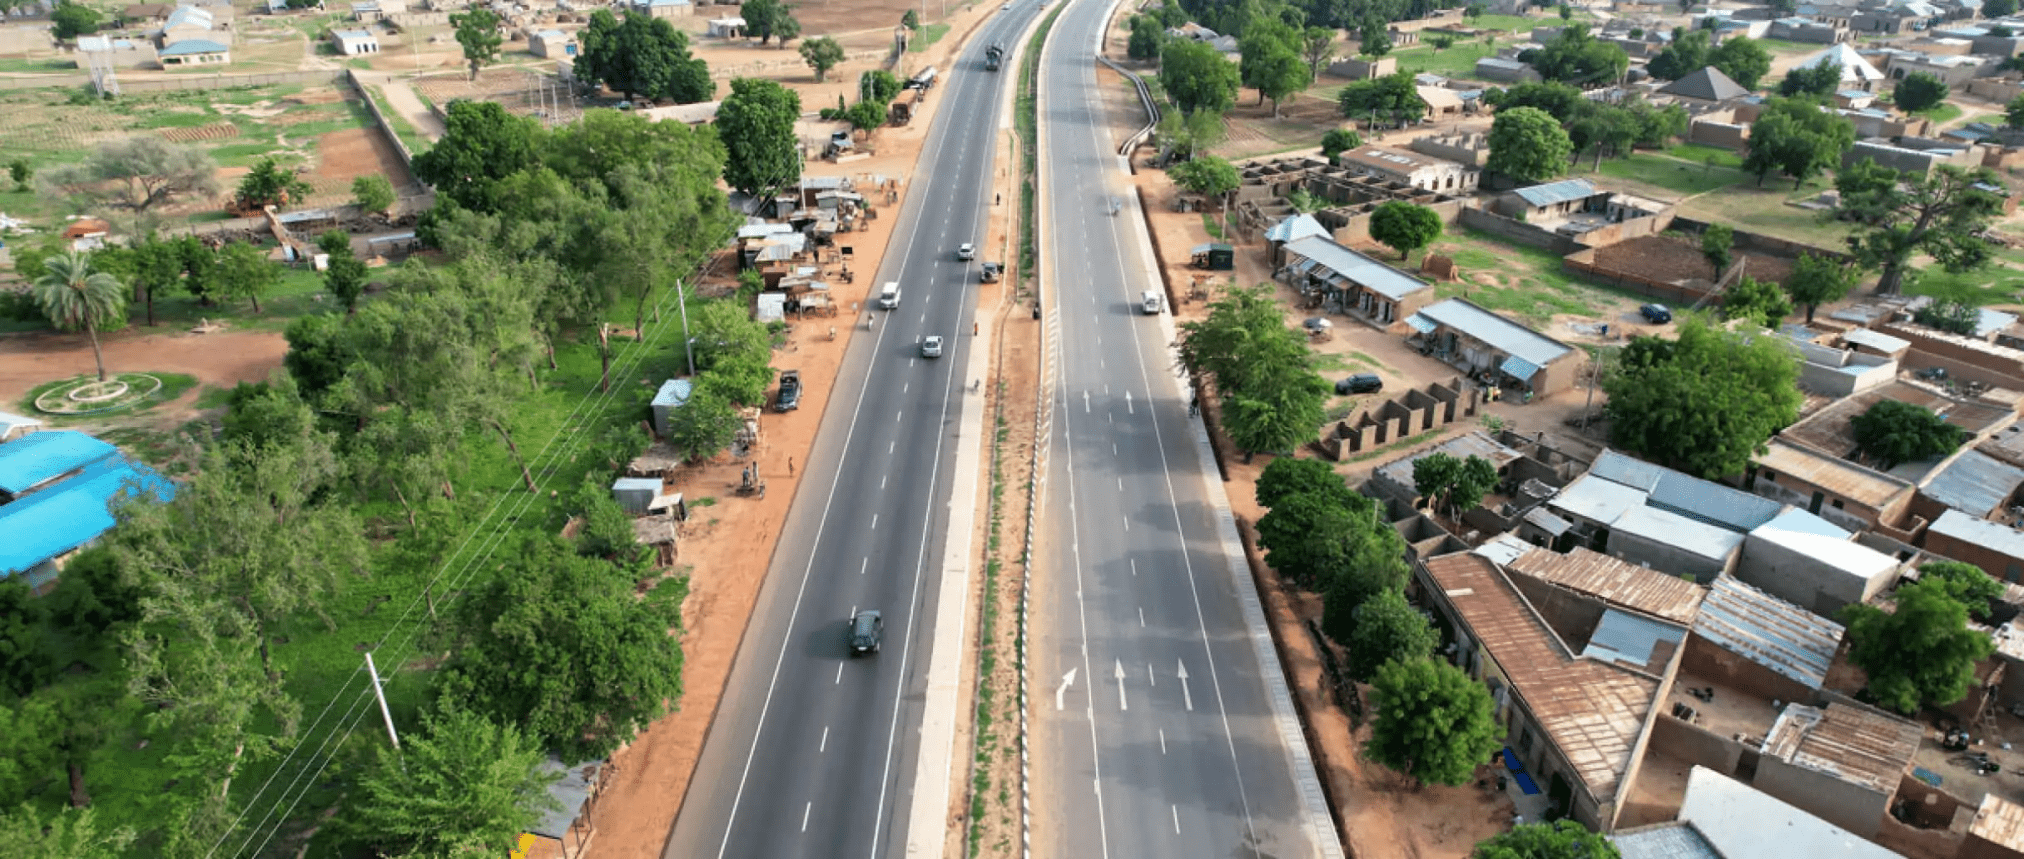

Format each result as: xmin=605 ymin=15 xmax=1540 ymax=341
xmin=775 ymin=369 xmax=802 ymax=412
xmin=984 ymin=43 xmax=1005 ymax=71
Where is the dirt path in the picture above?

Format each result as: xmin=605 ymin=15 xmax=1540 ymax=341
xmin=360 ymin=71 xmax=447 ymax=141
xmin=0 ymin=328 xmax=289 ymax=412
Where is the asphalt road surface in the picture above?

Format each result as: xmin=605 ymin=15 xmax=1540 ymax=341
xmin=1027 ymin=1 xmax=1337 ymax=857
xmin=659 ymin=8 xmax=1037 ymax=859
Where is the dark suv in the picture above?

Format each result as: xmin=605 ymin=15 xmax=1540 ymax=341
xmin=849 ymin=610 xmax=883 ymax=655
xmin=1640 ymin=303 xmax=1673 ymax=324
xmin=1335 ymin=374 xmax=1383 ymax=395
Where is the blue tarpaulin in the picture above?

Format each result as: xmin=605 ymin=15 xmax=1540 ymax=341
xmin=1502 ymin=748 xmax=1541 ymax=795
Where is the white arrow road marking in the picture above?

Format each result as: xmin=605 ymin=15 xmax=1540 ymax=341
xmin=1125 ymin=391 xmax=1133 ymax=414
xmin=1083 ymin=390 xmax=1090 ymax=413
xmin=1147 ymin=663 xmax=1155 ymax=686
xmin=1056 ymin=668 xmax=1077 ymax=711
xmin=1114 ymin=659 xmax=1128 ymax=712
xmin=1177 ymin=660 xmax=1194 ymax=712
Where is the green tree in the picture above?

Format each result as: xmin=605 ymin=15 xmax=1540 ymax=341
xmin=32 ymin=250 xmax=126 ymax=381
xmin=1338 ymin=72 xmax=1424 ymax=128
xmin=742 ymin=0 xmax=787 ymax=44
xmin=1474 ymin=820 xmax=1620 ymax=859
xmin=1646 ymin=28 xmax=1709 ymax=82
xmin=800 ymin=35 xmax=845 ymax=82
xmin=901 ymin=7 xmax=918 ymax=29
xmin=1914 ymin=298 xmax=1980 ymax=335
xmin=1718 ymin=275 xmax=1792 ymax=329
xmin=1988 ymin=0 xmax=2018 ymax=16
xmin=351 ymin=174 xmax=395 ymax=214
xmin=1153 ymin=108 xmax=1228 ymax=162
xmin=1128 ymin=15 xmax=1166 ymax=61
xmin=1175 ymin=284 xmax=1329 ymax=458
xmin=1559 ymin=1 xmax=1573 ymax=18
xmin=1359 ymin=18 xmax=1392 ymax=57
xmin=1711 ymin=36 xmax=1772 ymax=90
xmin=1344 ymin=589 xmax=1436 ymax=681
xmin=1604 ymin=319 xmax=1802 ymax=478
xmin=206 ymin=240 xmax=278 ymax=314
xmin=438 ymin=534 xmax=686 ymax=760
xmin=46 ymin=545 xmax=143 ymax=635
xmin=38 ymin=136 xmax=219 ymax=218
xmin=50 ymin=1 xmax=100 ymax=40
xmin=220 ymin=376 xmax=316 ymax=448
xmin=717 ymin=77 xmax=804 ymax=198
xmin=1920 ymin=560 xmax=2003 ymax=619
xmin=1841 ymin=578 xmax=1995 ymax=714
xmin=1428 ymin=33 xmax=1456 ymax=51
xmin=1837 ymin=161 xmax=2004 ymax=295
xmin=1301 ymin=26 xmax=1336 ymax=78
xmin=1256 ymin=456 xmax=1353 ymax=509
xmin=6 ymin=159 xmax=27 ymax=189
xmin=234 ymin=158 xmax=313 ymax=212
xmin=859 ymin=69 xmax=903 ymax=104
xmin=1485 ymin=80 xmax=1586 ymax=121
xmin=451 ymin=6 xmax=504 ymax=81
xmin=323 ymin=254 xmax=369 ymax=314
xmin=1319 ymin=127 xmax=1362 ymax=164
xmin=2007 ymin=93 xmax=2024 ymax=128
xmin=1169 ymin=154 xmax=1240 ymax=198
xmin=1486 ymin=106 xmax=1572 ymax=183
xmin=1369 ymin=201 xmax=1443 ymax=261
xmin=1251 ymin=43 xmax=1312 ymax=116
xmin=843 ymin=98 xmax=889 ymax=133
xmin=412 ymin=100 xmax=542 ymax=213
xmin=664 ymin=384 xmax=744 ymax=462
xmin=1783 ymin=252 xmax=1860 ymax=323
xmin=0 ymin=582 xmax=49 ymax=698
xmin=1162 ymin=39 xmax=1241 ymax=114
xmin=1743 ymin=96 xmax=1855 ymax=189
xmin=1411 ymin=452 xmax=1498 ymax=517
xmin=1893 ymin=71 xmax=1949 ymax=114
xmin=1465 ymin=2 xmax=1485 ymax=20
xmin=576 ymin=10 xmax=713 ymax=104
xmin=1778 ymin=59 xmax=1842 ymax=98
xmin=1851 ymin=399 xmax=1964 ymax=469
xmin=1531 ymin=24 xmax=1628 ymax=85
xmin=1366 ymin=658 xmax=1502 ymax=786
xmin=1701 ymin=222 xmax=1734 ymax=273
xmin=336 ymin=706 xmax=561 ymax=858
xmin=0 ymin=804 xmax=134 ymax=857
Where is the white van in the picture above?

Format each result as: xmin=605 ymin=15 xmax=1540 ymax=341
xmin=878 ymin=282 xmax=901 ymax=309
xmin=1141 ymin=290 xmax=1163 ymax=315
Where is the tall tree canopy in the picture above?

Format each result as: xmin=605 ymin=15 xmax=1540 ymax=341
xmin=1783 ymin=252 xmax=1861 ymax=323
xmin=38 ymin=136 xmax=219 ymax=218
xmin=451 ymin=6 xmax=504 ymax=80
xmin=1344 ymin=589 xmax=1436 ymax=681
xmin=1473 ymin=821 xmax=1621 ymax=859
xmin=234 ymin=157 xmax=312 ymax=212
xmin=1486 ymin=106 xmax=1572 ymax=183
xmin=1835 ymin=160 xmax=2003 ymax=295
xmin=1337 ymin=71 xmax=1424 ymax=126
xmin=575 ymin=10 xmax=714 ymax=104
xmin=799 ymin=35 xmax=845 ymax=82
xmin=1841 ymin=578 xmax=1995 ymax=714
xmin=1411 ymin=452 xmax=1498 ymax=517
xmin=1892 ymin=71 xmax=1949 ymax=113
xmin=716 ymin=77 xmax=804 ymax=198
xmin=1169 ymin=155 xmax=1241 ymax=198
xmin=1743 ymin=95 xmax=1855 ymax=189
xmin=1162 ymin=39 xmax=1241 ymax=115
xmin=1604 ymin=319 xmax=1802 ymax=478
xmin=1717 ymin=275 xmax=1792 ymax=329
xmin=1366 ymin=658 xmax=1503 ymax=786
xmin=32 ymin=251 xmax=126 ymax=382
xmin=1175 ymin=284 xmax=1330 ymax=457
xmin=1710 ymin=36 xmax=1772 ymax=91
xmin=1530 ymin=24 xmax=1628 ymax=85
xmin=1369 ymin=201 xmax=1443 ymax=261
xmin=1778 ymin=60 xmax=1842 ymax=98
xmin=1919 ymin=560 xmax=2003 ymax=619
xmin=1850 ymin=399 xmax=1964 ymax=469
xmin=412 ymin=100 xmax=544 ymax=214
xmin=336 ymin=706 xmax=561 ymax=857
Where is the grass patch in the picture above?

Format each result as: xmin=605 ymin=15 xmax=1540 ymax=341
xmin=193 ymin=384 xmax=237 ymax=410
xmin=909 ymin=22 xmax=952 ymax=53
xmin=1389 ymin=41 xmax=1499 ymax=78
xmin=1430 ymin=227 xmax=1646 ymax=325
xmin=1915 ymin=102 xmax=1964 ymax=125
xmin=1591 ymin=151 xmax=1752 ymax=196
xmin=1201 ymin=212 xmax=1225 ymax=240
xmin=134 ymin=110 xmax=218 ymax=129
xmin=1907 ymin=265 xmax=2024 ymax=305
xmin=1661 ymin=142 xmax=1744 ymax=168
xmin=208 ymin=141 xmax=290 ymax=166
xmin=16 ymin=372 xmax=199 ymax=420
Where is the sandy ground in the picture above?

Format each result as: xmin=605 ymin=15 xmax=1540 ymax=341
xmin=581 ymin=3 xmax=1017 ymax=857
xmin=0 ymin=328 xmax=289 ymax=424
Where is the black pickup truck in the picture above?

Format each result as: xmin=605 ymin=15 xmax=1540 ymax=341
xmin=776 ymin=369 xmax=802 ymax=412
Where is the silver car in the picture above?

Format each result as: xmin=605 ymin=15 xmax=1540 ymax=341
xmin=921 ymin=335 xmax=944 ymax=358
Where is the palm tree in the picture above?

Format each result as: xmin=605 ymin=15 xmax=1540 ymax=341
xmin=33 ymin=250 xmax=127 ymax=382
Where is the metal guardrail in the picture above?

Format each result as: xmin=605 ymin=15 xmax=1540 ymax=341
xmin=1096 ymin=55 xmax=1159 ymax=158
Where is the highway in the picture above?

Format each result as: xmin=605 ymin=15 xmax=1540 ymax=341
xmin=1027 ymin=0 xmax=1343 ymax=857
xmin=658 ymin=7 xmax=1037 ymax=859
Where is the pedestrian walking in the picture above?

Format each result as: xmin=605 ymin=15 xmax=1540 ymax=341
xmin=1188 ymin=393 xmax=1200 ymax=417
xmin=788 ymin=457 xmax=794 ymax=477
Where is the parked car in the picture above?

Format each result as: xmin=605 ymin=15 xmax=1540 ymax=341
xmin=1336 ymin=374 xmax=1382 ymax=395
xmin=1640 ymin=303 xmax=1673 ymax=324
xmin=921 ymin=335 xmax=944 ymax=358
xmin=849 ymin=610 xmax=883 ymax=655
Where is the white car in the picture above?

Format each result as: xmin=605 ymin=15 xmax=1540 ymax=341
xmin=1001 ymin=2 xmax=1010 ymax=8
xmin=921 ymin=335 xmax=945 ymax=358
xmin=956 ymin=242 xmax=976 ymax=261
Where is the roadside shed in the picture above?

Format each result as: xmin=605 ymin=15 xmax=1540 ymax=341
xmin=1407 ymin=298 xmax=1580 ymax=396
xmin=650 ymin=378 xmax=693 ymax=438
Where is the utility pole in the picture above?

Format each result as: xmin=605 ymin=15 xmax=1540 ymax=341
xmin=675 ymin=278 xmax=696 ymax=376
xmin=365 ymin=652 xmax=400 ymax=750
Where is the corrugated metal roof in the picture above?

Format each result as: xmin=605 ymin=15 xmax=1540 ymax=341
xmin=1931 ymin=509 xmax=2024 ymax=561
xmin=1583 ymin=608 xmax=1687 ymax=670
xmin=1611 ymin=505 xmax=1748 ymax=562
xmin=1523 ymin=506 xmax=1573 ymax=536
xmin=1693 ymin=577 xmax=1842 ymax=689
xmin=1425 ymin=553 xmax=1661 ymax=805
xmin=1922 ymin=449 xmax=2024 ymax=519
xmin=1499 ymin=353 xmax=1541 ymax=382
xmin=1506 ymin=546 xmax=1706 ymax=624
xmin=0 ymin=452 xmax=175 ymax=576
xmin=1417 ymin=298 xmax=1573 ymax=367
xmin=1970 ymin=794 xmax=2024 ymax=851
xmin=1676 ymin=766 xmax=1903 ymax=859
xmin=160 ymin=39 xmax=229 ymax=55
xmin=1840 ymin=328 xmax=1907 ymax=353
xmin=1612 ymin=823 xmax=1721 ymax=859
xmin=1404 ymin=313 xmax=1437 ymax=334
xmin=530 ymin=757 xmax=600 ymax=839
xmin=0 ymin=411 xmax=41 ymax=439
xmin=164 ymin=4 xmax=213 ymax=28
xmin=1756 ymin=440 xmax=1910 ymax=509
xmin=1590 ymin=449 xmax=1783 ymax=532
xmin=1263 ymin=213 xmax=1329 ymax=244
xmin=1281 ymin=236 xmax=1430 ymax=302
xmin=1510 ymin=178 xmax=1598 ymax=208
xmin=1549 ymin=473 xmax=1648 ymax=526
xmin=1762 ymin=703 xmax=1920 ymax=793
xmin=0 ymin=431 xmax=116 ymax=495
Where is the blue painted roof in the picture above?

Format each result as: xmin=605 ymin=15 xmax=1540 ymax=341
xmin=1511 ymin=178 xmax=1598 ymax=208
xmin=0 ymin=452 xmax=175 ymax=576
xmin=0 ymin=431 xmax=116 ymax=496
xmin=160 ymin=38 xmax=229 ymax=55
